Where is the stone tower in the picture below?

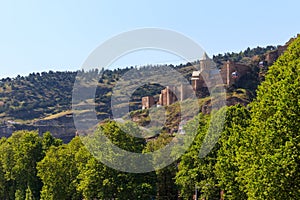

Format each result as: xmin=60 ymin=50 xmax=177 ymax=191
xmin=200 ymin=52 xmax=211 ymax=71
xmin=191 ymin=53 xmax=214 ymax=91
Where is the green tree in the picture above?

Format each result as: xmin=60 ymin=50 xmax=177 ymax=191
xmin=176 ymin=113 xmax=222 ymax=200
xmin=0 ymin=131 xmax=43 ymax=199
xmin=237 ymin=35 xmax=300 ymax=199
xmin=214 ymin=105 xmax=250 ymax=199
xmin=41 ymin=131 xmax=62 ymax=153
xmin=25 ymin=186 xmax=34 ymax=200
xmin=78 ymin=121 xmax=156 ymax=199
xmin=145 ymin=133 xmax=178 ymax=200
xmin=37 ymin=137 xmax=84 ymax=200
xmin=0 ymin=138 xmax=9 ymax=199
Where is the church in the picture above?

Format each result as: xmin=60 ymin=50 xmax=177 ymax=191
xmin=142 ymin=53 xmax=252 ymax=109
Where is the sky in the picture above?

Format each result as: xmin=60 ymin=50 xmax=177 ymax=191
xmin=0 ymin=0 xmax=299 ymax=78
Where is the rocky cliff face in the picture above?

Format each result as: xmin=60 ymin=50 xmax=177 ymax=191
xmin=0 ymin=114 xmax=76 ymax=143
xmin=0 ymin=124 xmax=14 ymax=138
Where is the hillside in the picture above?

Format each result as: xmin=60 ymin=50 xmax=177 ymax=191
xmin=0 ymin=40 xmax=292 ymax=142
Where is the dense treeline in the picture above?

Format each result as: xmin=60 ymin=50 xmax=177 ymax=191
xmin=213 ymin=45 xmax=277 ymax=65
xmin=176 ymin=35 xmax=300 ymax=199
xmin=0 ymin=131 xmax=62 ymax=199
xmin=0 ymin=123 xmax=158 ymax=200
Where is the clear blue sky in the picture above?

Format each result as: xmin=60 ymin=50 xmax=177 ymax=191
xmin=0 ymin=0 xmax=299 ymax=78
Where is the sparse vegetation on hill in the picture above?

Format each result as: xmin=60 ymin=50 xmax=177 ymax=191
xmin=0 ymin=44 xmax=280 ymax=122
xmin=0 ymin=39 xmax=293 ymax=144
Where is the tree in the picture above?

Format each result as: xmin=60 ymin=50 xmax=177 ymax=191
xmin=37 ymin=137 xmax=84 ymax=200
xmin=0 ymin=131 xmax=43 ymax=199
xmin=78 ymin=121 xmax=156 ymax=199
xmin=176 ymin=113 xmax=221 ymax=200
xmin=145 ymin=133 xmax=178 ymax=200
xmin=41 ymin=131 xmax=62 ymax=153
xmin=237 ymin=35 xmax=300 ymax=199
xmin=214 ymin=105 xmax=250 ymax=199
xmin=0 ymin=138 xmax=9 ymax=199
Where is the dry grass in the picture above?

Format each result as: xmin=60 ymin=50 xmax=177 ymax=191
xmin=43 ymin=110 xmax=73 ymax=120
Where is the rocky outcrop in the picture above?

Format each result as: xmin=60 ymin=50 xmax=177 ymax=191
xmin=0 ymin=114 xmax=76 ymax=143
xmin=0 ymin=124 xmax=14 ymax=138
xmin=200 ymin=96 xmax=250 ymax=115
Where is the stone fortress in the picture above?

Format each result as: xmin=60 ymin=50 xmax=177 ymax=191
xmin=141 ymin=53 xmax=254 ymax=109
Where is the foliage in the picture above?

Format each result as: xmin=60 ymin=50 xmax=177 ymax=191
xmin=37 ymin=137 xmax=84 ymax=200
xmin=175 ymin=35 xmax=300 ymax=200
xmin=175 ymin=113 xmax=220 ymax=199
xmin=236 ymin=35 xmax=300 ymax=199
xmin=145 ymin=133 xmax=179 ymax=199
xmin=0 ymin=131 xmax=44 ymax=199
xmin=214 ymin=105 xmax=250 ymax=199
xmin=77 ymin=121 xmax=157 ymax=199
xmin=213 ymin=45 xmax=276 ymax=66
